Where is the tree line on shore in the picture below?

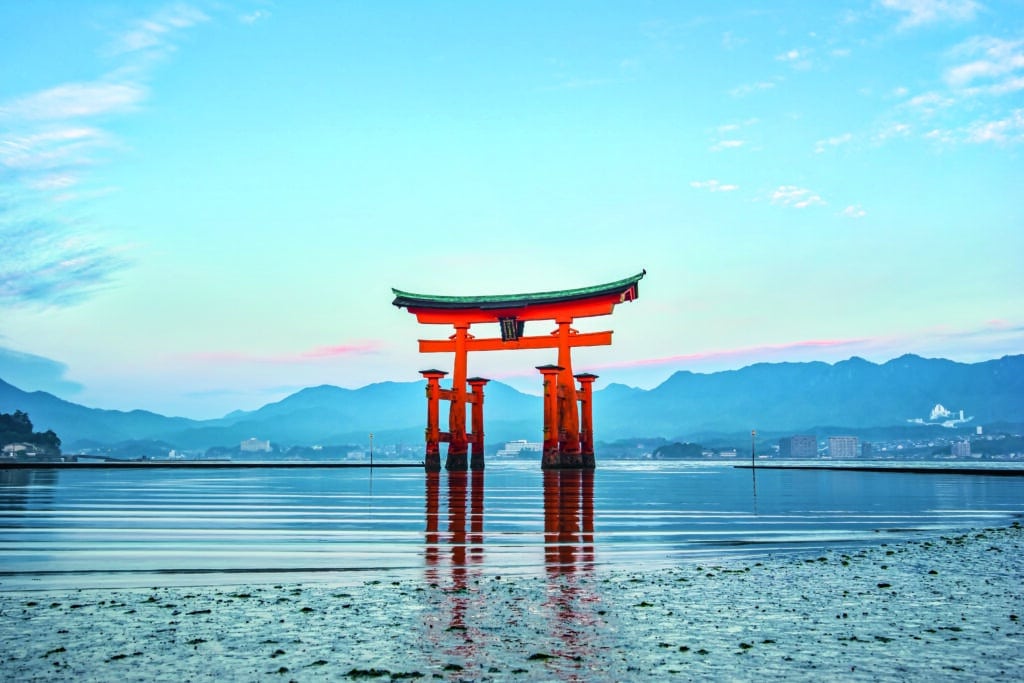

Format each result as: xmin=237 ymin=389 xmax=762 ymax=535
xmin=0 ymin=411 xmax=62 ymax=457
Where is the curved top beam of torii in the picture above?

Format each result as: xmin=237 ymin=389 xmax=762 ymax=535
xmin=391 ymin=270 xmax=645 ymax=326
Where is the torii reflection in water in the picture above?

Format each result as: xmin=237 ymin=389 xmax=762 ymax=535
xmin=423 ymin=471 xmax=485 ymax=662
xmin=422 ymin=470 xmax=603 ymax=676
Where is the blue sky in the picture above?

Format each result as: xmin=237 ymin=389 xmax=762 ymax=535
xmin=1 ymin=1 xmax=1022 ymax=418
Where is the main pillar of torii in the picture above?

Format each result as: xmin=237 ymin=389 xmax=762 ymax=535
xmin=392 ymin=271 xmax=644 ymax=472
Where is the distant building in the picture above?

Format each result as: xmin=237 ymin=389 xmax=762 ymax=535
xmin=240 ymin=437 xmax=271 ymax=453
xmin=495 ymin=440 xmax=542 ymax=457
xmin=861 ymin=441 xmax=873 ymax=458
xmin=779 ymin=435 xmax=817 ymax=459
xmin=828 ymin=436 xmax=859 ymax=459
xmin=951 ymin=440 xmax=971 ymax=458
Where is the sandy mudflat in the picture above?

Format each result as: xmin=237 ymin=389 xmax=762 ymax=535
xmin=2 ymin=524 xmax=1022 ymax=682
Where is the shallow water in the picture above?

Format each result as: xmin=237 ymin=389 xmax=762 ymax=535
xmin=1 ymin=460 xmax=1022 ymax=589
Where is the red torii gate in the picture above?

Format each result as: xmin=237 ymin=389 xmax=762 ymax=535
xmin=392 ymin=271 xmax=644 ymax=472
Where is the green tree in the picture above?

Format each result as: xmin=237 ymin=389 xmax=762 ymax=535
xmin=0 ymin=411 xmax=62 ymax=456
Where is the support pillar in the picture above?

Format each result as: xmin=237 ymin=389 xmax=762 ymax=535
xmin=575 ymin=372 xmax=598 ymax=469
xmin=420 ymin=369 xmax=447 ymax=472
xmin=467 ymin=377 xmax=488 ymax=471
xmin=537 ymin=364 xmax=563 ymax=469
xmin=555 ymin=320 xmax=581 ymax=467
xmin=446 ymin=324 xmax=470 ymax=471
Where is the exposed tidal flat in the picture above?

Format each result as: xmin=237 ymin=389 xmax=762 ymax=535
xmin=2 ymin=461 xmax=1023 ymax=680
xmin=2 ymin=523 xmax=1022 ymax=681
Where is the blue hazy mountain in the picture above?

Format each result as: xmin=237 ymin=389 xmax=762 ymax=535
xmin=1 ymin=354 xmax=1021 ymax=452
xmin=593 ymin=354 xmax=1024 ymax=437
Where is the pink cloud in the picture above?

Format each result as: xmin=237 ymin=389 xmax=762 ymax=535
xmin=593 ymin=338 xmax=869 ymax=371
xmin=188 ymin=340 xmax=385 ymax=364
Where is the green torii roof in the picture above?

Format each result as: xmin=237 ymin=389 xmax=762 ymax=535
xmin=392 ymin=270 xmax=645 ymax=311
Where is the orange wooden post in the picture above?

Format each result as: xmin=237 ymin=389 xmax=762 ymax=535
xmin=420 ymin=369 xmax=447 ymax=472
xmin=537 ymin=364 xmax=563 ymax=469
xmin=467 ymin=377 xmax=489 ymax=471
xmin=575 ymin=372 xmax=598 ymax=469
xmin=555 ymin=320 xmax=582 ymax=467
xmin=445 ymin=324 xmax=470 ymax=471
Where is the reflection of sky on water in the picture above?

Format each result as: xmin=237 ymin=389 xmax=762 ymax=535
xmin=0 ymin=461 xmax=1021 ymax=589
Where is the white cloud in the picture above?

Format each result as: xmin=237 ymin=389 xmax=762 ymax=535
xmin=241 ymin=10 xmax=270 ymax=25
xmin=775 ymin=48 xmax=813 ymax=70
xmin=0 ymin=82 xmax=146 ymax=121
xmin=946 ymin=37 xmax=1024 ymax=95
xmin=730 ymin=81 xmax=776 ymax=97
xmin=710 ymin=139 xmax=745 ymax=151
xmin=110 ymin=4 xmax=209 ymax=55
xmin=876 ymin=122 xmax=913 ymax=140
xmin=0 ymin=127 xmax=107 ymax=171
xmin=690 ymin=180 xmax=739 ymax=192
xmin=965 ymin=109 xmax=1024 ymax=143
xmin=842 ymin=205 xmax=867 ymax=218
xmin=814 ymin=133 xmax=853 ymax=153
xmin=905 ymin=91 xmax=956 ymax=111
xmin=881 ymin=0 xmax=981 ymax=29
xmin=0 ymin=5 xmax=208 ymax=308
xmin=924 ymin=127 xmax=956 ymax=143
xmin=771 ymin=185 xmax=825 ymax=209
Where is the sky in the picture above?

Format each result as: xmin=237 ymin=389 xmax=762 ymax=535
xmin=1 ymin=0 xmax=1022 ymax=419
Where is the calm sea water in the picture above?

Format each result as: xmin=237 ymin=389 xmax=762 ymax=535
xmin=1 ymin=461 xmax=1022 ymax=590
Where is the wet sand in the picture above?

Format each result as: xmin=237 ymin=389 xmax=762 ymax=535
xmin=2 ymin=523 xmax=1022 ymax=681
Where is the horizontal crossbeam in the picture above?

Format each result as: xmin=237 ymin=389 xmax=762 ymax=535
xmin=419 ymin=330 xmax=613 ymax=353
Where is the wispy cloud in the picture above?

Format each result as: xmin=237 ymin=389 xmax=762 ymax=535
xmin=946 ymin=36 xmax=1024 ymax=95
xmin=240 ymin=9 xmax=271 ymax=25
xmin=903 ymin=91 xmax=957 ymax=114
xmin=775 ymin=48 xmax=813 ymax=70
xmin=189 ymin=341 xmax=386 ymax=365
xmin=729 ymin=80 xmax=776 ymax=97
xmin=842 ymin=204 xmax=867 ymax=218
xmin=690 ymin=179 xmax=739 ymax=192
xmin=875 ymin=121 xmax=913 ymax=141
xmin=770 ymin=185 xmax=826 ymax=209
xmin=709 ymin=120 xmax=758 ymax=152
xmin=965 ymin=108 xmax=1024 ymax=143
xmin=710 ymin=139 xmax=745 ymax=151
xmin=880 ymin=0 xmax=981 ymax=29
xmin=0 ymin=82 xmax=146 ymax=121
xmin=108 ymin=4 xmax=209 ymax=56
xmin=814 ymin=132 xmax=853 ymax=153
xmin=0 ymin=4 xmax=209 ymax=308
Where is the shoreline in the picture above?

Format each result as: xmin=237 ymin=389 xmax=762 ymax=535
xmin=2 ymin=523 xmax=1021 ymax=681
xmin=736 ymin=464 xmax=1024 ymax=476
xmin=0 ymin=461 xmax=423 ymax=470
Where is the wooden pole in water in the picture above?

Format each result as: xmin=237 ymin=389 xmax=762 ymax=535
xmin=751 ymin=430 xmax=756 ymax=468
xmin=751 ymin=429 xmax=757 ymax=501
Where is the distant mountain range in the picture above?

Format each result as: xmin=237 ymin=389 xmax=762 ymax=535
xmin=1 ymin=354 xmax=1022 ymax=453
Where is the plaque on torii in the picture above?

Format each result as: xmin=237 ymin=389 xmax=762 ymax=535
xmin=392 ymin=271 xmax=644 ymax=472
